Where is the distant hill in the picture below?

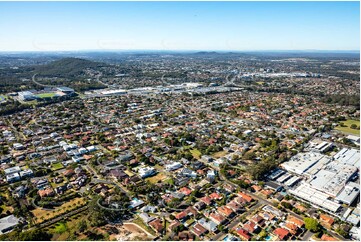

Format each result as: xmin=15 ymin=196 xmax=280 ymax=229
xmin=33 ymin=57 xmax=107 ymax=78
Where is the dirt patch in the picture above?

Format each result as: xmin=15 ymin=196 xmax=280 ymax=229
xmin=115 ymin=223 xmax=153 ymax=241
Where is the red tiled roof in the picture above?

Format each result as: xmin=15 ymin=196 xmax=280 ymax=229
xmin=179 ymin=187 xmax=192 ymax=196
xmin=209 ymin=192 xmax=223 ymax=200
xmin=175 ymin=211 xmax=187 ymax=220
xmin=191 ymin=223 xmax=207 ymax=237
xmin=217 ymin=206 xmax=234 ymax=217
xmin=320 ymin=214 xmax=335 ymax=226
xmin=273 ymin=228 xmax=289 ymax=240
xmin=237 ymin=192 xmax=253 ymax=203
xmin=209 ymin=212 xmax=226 ymax=224
xmin=287 ymin=216 xmax=304 ymax=228
xmin=200 ymin=196 xmax=212 ymax=205
xmin=321 ymin=234 xmax=338 ymax=241
xmin=235 ymin=228 xmax=251 ymax=241
xmin=149 ymin=219 xmax=164 ymax=233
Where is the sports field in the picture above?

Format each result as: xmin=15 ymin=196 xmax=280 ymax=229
xmin=36 ymin=92 xmax=57 ymax=98
xmin=335 ymin=119 xmax=360 ymax=135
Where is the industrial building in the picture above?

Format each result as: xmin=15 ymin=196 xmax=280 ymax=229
xmin=336 ymin=182 xmax=360 ymax=205
xmin=280 ymin=152 xmax=324 ymax=175
xmin=289 ymin=182 xmax=341 ymax=214
xmin=309 ymin=163 xmax=357 ymax=197
xmin=333 ymin=148 xmax=360 ymax=167
xmin=286 ymin=148 xmax=360 ymax=216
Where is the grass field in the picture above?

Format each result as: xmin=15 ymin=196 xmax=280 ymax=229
xmin=145 ymin=172 xmax=168 ymax=184
xmin=51 ymin=162 xmax=64 ymax=171
xmin=212 ymin=150 xmax=228 ymax=158
xmin=132 ymin=216 xmax=156 ymax=236
xmin=36 ymin=92 xmax=57 ymax=98
xmin=335 ymin=119 xmax=360 ymax=135
xmin=190 ymin=149 xmax=202 ymax=159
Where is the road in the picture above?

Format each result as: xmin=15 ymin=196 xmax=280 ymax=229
xmin=302 ymin=230 xmax=314 ymax=241
xmin=32 ymin=73 xmax=56 ymax=87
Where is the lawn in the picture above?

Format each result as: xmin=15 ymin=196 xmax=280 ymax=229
xmin=145 ymin=172 xmax=168 ymax=184
xmin=36 ymin=92 xmax=57 ymax=98
xmin=212 ymin=150 xmax=228 ymax=158
xmin=124 ymin=170 xmax=134 ymax=176
xmin=185 ymin=218 xmax=195 ymax=226
xmin=0 ymin=95 xmax=7 ymax=102
xmin=0 ymin=204 xmax=14 ymax=215
xmin=51 ymin=162 xmax=64 ymax=171
xmin=335 ymin=119 xmax=360 ymax=135
xmin=54 ymin=222 xmax=68 ymax=233
xmin=190 ymin=149 xmax=202 ymax=159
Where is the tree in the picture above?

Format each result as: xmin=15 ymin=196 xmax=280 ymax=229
xmin=336 ymin=227 xmax=349 ymax=238
xmin=350 ymin=124 xmax=358 ymax=129
xmin=78 ymin=220 xmax=88 ymax=233
xmin=304 ymin=218 xmax=321 ymax=232
xmin=259 ymin=230 xmax=267 ymax=240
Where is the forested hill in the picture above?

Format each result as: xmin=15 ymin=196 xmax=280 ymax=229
xmin=34 ymin=57 xmax=107 ymax=78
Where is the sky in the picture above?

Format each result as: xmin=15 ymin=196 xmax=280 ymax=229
xmin=0 ymin=1 xmax=359 ymax=51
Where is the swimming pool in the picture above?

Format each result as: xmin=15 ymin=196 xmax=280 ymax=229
xmin=265 ymin=235 xmax=272 ymax=241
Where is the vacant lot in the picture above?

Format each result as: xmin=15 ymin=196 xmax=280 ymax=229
xmin=145 ymin=172 xmax=168 ymax=184
xmin=335 ymin=119 xmax=360 ymax=135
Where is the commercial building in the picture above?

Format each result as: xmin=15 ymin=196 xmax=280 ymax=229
xmin=56 ymin=86 xmax=75 ymax=94
xmin=18 ymin=91 xmax=35 ymax=101
xmin=336 ymin=182 xmax=360 ymax=205
xmin=101 ymin=89 xmax=127 ymax=96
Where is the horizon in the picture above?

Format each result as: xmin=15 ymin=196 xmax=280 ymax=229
xmin=0 ymin=1 xmax=359 ymax=52
xmin=0 ymin=49 xmax=360 ymax=54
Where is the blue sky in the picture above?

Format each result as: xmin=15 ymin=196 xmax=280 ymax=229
xmin=0 ymin=1 xmax=359 ymax=51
